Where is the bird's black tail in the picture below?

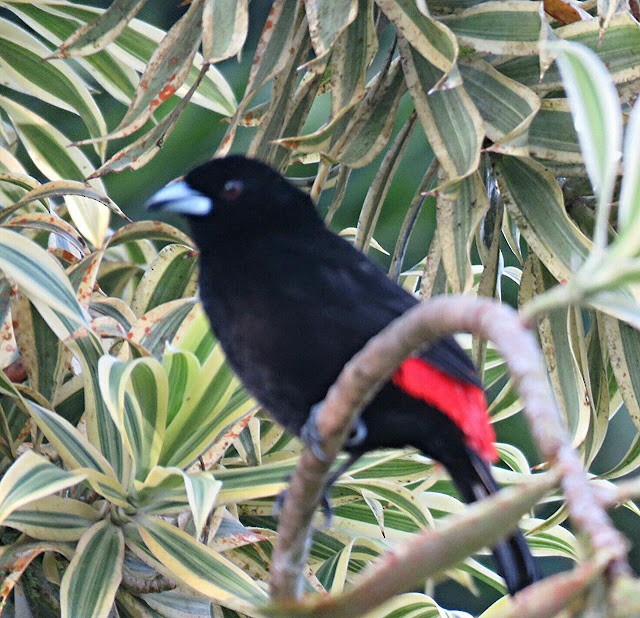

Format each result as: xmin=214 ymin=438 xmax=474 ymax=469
xmin=448 ymin=448 xmax=539 ymax=595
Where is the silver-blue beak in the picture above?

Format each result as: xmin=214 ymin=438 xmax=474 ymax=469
xmin=145 ymin=180 xmax=213 ymax=216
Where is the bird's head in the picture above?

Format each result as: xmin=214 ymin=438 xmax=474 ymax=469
xmin=146 ymin=156 xmax=320 ymax=241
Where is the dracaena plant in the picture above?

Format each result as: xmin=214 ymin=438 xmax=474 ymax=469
xmin=1 ymin=0 xmax=640 ymax=617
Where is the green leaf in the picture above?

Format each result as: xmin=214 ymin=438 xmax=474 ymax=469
xmin=399 ymin=36 xmax=483 ymax=183
xmin=60 ymin=520 xmax=124 ymax=618
xmin=436 ymin=172 xmax=490 ymax=293
xmin=0 ymin=450 xmax=86 ymax=525
xmin=4 ymin=495 xmax=100 ymax=541
xmin=0 ymin=227 xmax=90 ymax=335
xmin=304 ymin=0 xmax=357 ymax=58
xmin=134 ymin=515 xmax=268 ymax=610
xmin=0 ymin=95 xmax=109 ymax=246
xmin=614 ymin=96 xmax=640 ymax=256
xmin=441 ymin=1 xmax=544 ymax=55
xmin=182 ymin=472 xmax=222 ymax=539
xmin=459 ymin=59 xmax=540 ymax=145
xmin=202 ymin=0 xmax=248 ymax=63
xmin=0 ymin=17 xmax=107 ymax=153
xmin=495 ymin=156 xmax=590 ymax=282
xmin=99 ymin=355 xmax=168 ymax=481
xmin=552 ymin=40 xmax=622 ymax=250
xmin=602 ymin=314 xmax=640 ymax=433
xmin=374 ymin=0 xmax=457 ymax=74
xmin=131 ymin=244 xmax=198 ymax=317
xmin=25 ymin=400 xmax=117 ymax=477
xmin=329 ymin=0 xmax=377 ymax=117
xmin=54 ymin=0 xmax=150 ymax=57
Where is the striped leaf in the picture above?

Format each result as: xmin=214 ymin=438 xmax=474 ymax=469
xmin=365 ymin=593 xmax=473 ymax=618
xmin=4 ymin=495 xmax=100 ymax=541
xmin=614 ymin=96 xmax=640 ymax=257
xmin=0 ymin=227 xmax=89 ymax=333
xmin=134 ymin=515 xmax=268 ymax=610
xmin=528 ymin=98 xmax=581 ymax=164
xmin=552 ymin=40 xmax=622 ymax=250
xmin=53 ymin=0 xmax=149 ymax=57
xmin=436 ymin=172 xmax=490 ymax=293
xmin=25 ymin=401 xmax=118 ymax=477
xmin=496 ymin=13 xmax=640 ymax=94
xmin=99 ymin=355 xmax=168 ymax=481
xmin=374 ymin=0 xmax=457 ymax=74
xmin=603 ymin=315 xmax=640 ymax=432
xmin=60 ymin=520 xmax=124 ymax=618
xmin=520 ymin=257 xmax=591 ymax=446
xmin=131 ymin=244 xmax=199 ymax=317
xmin=495 ymin=155 xmax=590 ymax=282
xmin=399 ymin=36 xmax=483 ymax=183
xmin=5 ymin=2 xmax=139 ymax=106
xmin=160 ymin=341 xmax=251 ymax=467
xmin=459 ymin=59 xmax=540 ymax=145
xmin=0 ymin=17 xmax=107 ymax=153
xmin=163 ymin=348 xmax=201 ymax=425
xmin=0 ymin=450 xmax=86 ymax=525
xmin=107 ymin=220 xmax=193 ymax=249
xmin=90 ymin=66 xmax=209 ymax=176
xmin=441 ymin=1 xmax=544 ymax=55
xmin=0 ymin=96 xmax=109 ymax=246
xmin=182 ymin=472 xmax=222 ymax=539
xmin=329 ymin=0 xmax=377 ymax=117
xmin=65 ymin=331 xmax=132 ymax=487
xmin=93 ymin=0 xmax=204 ymax=142
xmin=8 ymin=3 xmax=235 ymax=115
xmin=304 ymin=0 xmax=357 ymax=58
xmin=128 ymin=298 xmax=198 ymax=357
xmin=136 ymin=466 xmax=190 ymax=515
xmin=202 ymin=0 xmax=248 ymax=63
xmin=10 ymin=292 xmax=66 ymax=404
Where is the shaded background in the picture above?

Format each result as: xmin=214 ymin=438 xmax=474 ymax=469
xmin=3 ymin=1 xmax=640 ymax=613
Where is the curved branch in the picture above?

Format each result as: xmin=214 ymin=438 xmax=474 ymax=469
xmin=269 ymin=295 xmax=629 ymax=603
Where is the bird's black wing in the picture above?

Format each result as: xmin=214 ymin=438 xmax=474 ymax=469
xmin=268 ymin=227 xmax=481 ymax=388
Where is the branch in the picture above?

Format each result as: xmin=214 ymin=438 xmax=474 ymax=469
xmin=267 ymin=471 xmax=558 ymax=617
xmin=269 ymin=295 xmax=630 ymax=604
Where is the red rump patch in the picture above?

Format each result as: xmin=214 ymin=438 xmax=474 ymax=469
xmin=392 ymin=357 xmax=498 ymax=462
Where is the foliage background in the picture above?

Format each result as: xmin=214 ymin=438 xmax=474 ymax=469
xmin=2 ymin=0 xmax=640 ymax=617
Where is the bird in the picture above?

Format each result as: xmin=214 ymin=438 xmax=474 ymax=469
xmin=146 ymin=154 xmax=538 ymax=595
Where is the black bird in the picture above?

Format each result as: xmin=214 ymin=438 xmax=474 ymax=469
xmin=147 ymin=155 xmax=538 ymax=594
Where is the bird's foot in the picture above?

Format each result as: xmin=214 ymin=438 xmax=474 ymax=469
xmin=300 ymin=402 xmax=368 ymax=461
xmin=272 ymin=480 xmax=333 ymax=528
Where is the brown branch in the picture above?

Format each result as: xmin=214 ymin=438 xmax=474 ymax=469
xmin=269 ymin=296 xmax=630 ymax=604
xmin=268 ymin=472 xmax=558 ymax=617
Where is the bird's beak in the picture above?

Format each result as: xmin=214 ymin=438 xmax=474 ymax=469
xmin=145 ymin=180 xmax=213 ymax=216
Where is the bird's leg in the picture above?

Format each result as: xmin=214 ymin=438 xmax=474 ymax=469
xmin=274 ymin=404 xmax=368 ymax=526
xmin=273 ymin=454 xmax=363 ymax=527
xmin=300 ymin=402 xmax=368 ymax=461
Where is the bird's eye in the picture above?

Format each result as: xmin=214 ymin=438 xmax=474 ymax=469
xmin=221 ymin=179 xmax=244 ymax=201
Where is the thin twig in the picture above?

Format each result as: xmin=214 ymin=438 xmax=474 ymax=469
xmin=388 ymin=158 xmax=438 ymax=281
xmin=269 ymin=295 xmax=629 ymax=603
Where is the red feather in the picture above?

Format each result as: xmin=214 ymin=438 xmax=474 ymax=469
xmin=392 ymin=357 xmax=498 ymax=462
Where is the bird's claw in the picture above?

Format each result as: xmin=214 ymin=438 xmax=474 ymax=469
xmin=300 ymin=403 xmax=332 ymax=462
xmin=300 ymin=402 xmax=368 ymax=460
